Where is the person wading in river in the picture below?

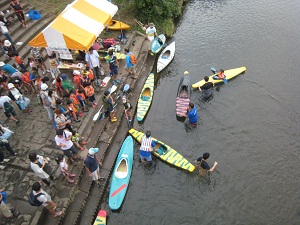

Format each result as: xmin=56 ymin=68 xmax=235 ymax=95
xmin=179 ymin=103 xmax=198 ymax=128
xmin=195 ymin=152 xmax=218 ymax=176
xmin=139 ymin=131 xmax=156 ymax=164
xmin=199 ymin=76 xmax=214 ymax=101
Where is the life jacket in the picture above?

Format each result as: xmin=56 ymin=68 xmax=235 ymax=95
xmin=102 ymin=96 xmax=112 ymax=109
xmin=140 ymin=136 xmax=152 ymax=152
xmin=67 ymin=103 xmax=77 ymax=113
xmin=76 ymin=90 xmax=85 ymax=101
xmin=21 ymin=72 xmax=31 ymax=83
xmin=84 ymin=85 xmax=94 ymax=97
xmin=14 ymin=56 xmax=24 ymax=65
xmin=73 ymin=74 xmax=83 ymax=86
xmin=129 ymin=53 xmax=137 ymax=65
xmin=69 ymin=94 xmax=79 ymax=105
xmin=10 ymin=0 xmax=23 ymax=13
xmin=35 ymin=79 xmax=43 ymax=89
xmin=218 ymin=72 xmax=225 ymax=79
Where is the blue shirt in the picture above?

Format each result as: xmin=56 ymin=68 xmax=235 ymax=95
xmin=1 ymin=64 xmax=18 ymax=75
xmin=109 ymin=55 xmax=118 ymax=70
xmin=187 ymin=106 xmax=198 ymax=124
xmin=125 ymin=52 xmax=134 ymax=68
xmin=84 ymin=155 xmax=99 ymax=173
xmin=139 ymin=140 xmax=156 ymax=157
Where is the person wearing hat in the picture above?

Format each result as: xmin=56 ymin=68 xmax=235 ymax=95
xmin=145 ymin=22 xmax=157 ymax=43
xmin=7 ymin=82 xmax=31 ymax=113
xmin=60 ymin=74 xmax=74 ymax=94
xmin=40 ymin=83 xmax=54 ymax=121
xmin=195 ymin=152 xmax=218 ymax=176
xmin=3 ymin=40 xmax=17 ymax=59
xmin=199 ymin=76 xmax=214 ymax=101
xmin=0 ymin=21 xmax=13 ymax=44
xmin=102 ymin=90 xmax=117 ymax=122
xmin=0 ymin=91 xmax=19 ymax=124
xmin=84 ymin=148 xmax=105 ymax=188
xmin=0 ymin=61 xmax=22 ymax=80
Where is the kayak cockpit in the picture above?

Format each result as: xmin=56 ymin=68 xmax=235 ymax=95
xmin=115 ymin=158 xmax=128 ymax=179
xmin=141 ymin=88 xmax=151 ymax=101
xmin=153 ymin=143 xmax=167 ymax=155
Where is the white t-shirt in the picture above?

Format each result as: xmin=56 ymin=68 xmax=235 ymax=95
xmin=146 ymin=27 xmax=157 ymax=42
xmin=34 ymin=189 xmax=52 ymax=207
xmin=30 ymin=155 xmax=49 ymax=179
xmin=0 ymin=96 xmax=11 ymax=110
xmin=59 ymin=157 xmax=68 ymax=172
xmin=55 ymin=130 xmax=73 ymax=150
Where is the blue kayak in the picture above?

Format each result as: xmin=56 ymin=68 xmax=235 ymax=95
xmin=108 ymin=136 xmax=134 ymax=210
xmin=150 ymin=34 xmax=166 ymax=54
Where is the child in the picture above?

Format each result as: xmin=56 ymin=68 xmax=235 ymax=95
xmin=52 ymin=77 xmax=64 ymax=97
xmin=55 ymin=99 xmax=71 ymax=120
xmin=28 ymin=57 xmax=37 ymax=70
xmin=49 ymin=53 xmax=60 ymax=79
xmin=83 ymin=81 xmax=97 ymax=108
xmin=66 ymin=99 xmax=80 ymax=122
xmin=71 ymin=130 xmax=86 ymax=151
xmin=73 ymin=70 xmax=84 ymax=89
xmin=14 ymin=53 xmax=25 ymax=72
xmin=69 ymin=90 xmax=81 ymax=114
xmin=76 ymin=89 xmax=88 ymax=112
xmin=56 ymin=155 xmax=76 ymax=184
xmin=81 ymin=69 xmax=94 ymax=88
xmin=21 ymin=70 xmax=35 ymax=94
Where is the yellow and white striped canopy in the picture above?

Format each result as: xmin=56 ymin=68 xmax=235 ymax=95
xmin=29 ymin=0 xmax=118 ymax=51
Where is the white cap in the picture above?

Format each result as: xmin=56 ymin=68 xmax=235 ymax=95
xmin=73 ymin=70 xmax=80 ymax=75
xmin=88 ymin=148 xmax=99 ymax=155
xmin=40 ymin=83 xmax=48 ymax=91
xmin=122 ymin=96 xmax=126 ymax=103
xmin=0 ymin=62 xmax=5 ymax=67
xmin=4 ymin=40 xmax=11 ymax=47
xmin=7 ymin=83 xmax=15 ymax=89
xmin=184 ymin=71 xmax=189 ymax=75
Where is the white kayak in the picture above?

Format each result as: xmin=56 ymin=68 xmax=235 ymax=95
xmin=157 ymin=41 xmax=175 ymax=73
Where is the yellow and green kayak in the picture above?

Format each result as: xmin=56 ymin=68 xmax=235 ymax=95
xmin=128 ymin=129 xmax=195 ymax=172
xmin=192 ymin=67 xmax=246 ymax=88
xmin=137 ymin=73 xmax=154 ymax=122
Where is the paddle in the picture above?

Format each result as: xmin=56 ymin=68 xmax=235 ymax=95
xmin=93 ymin=105 xmax=104 ymax=121
xmin=109 ymin=85 xmax=117 ymax=95
xmin=211 ymin=67 xmax=228 ymax=84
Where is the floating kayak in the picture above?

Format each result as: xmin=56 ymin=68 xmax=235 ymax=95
xmin=109 ymin=136 xmax=134 ymax=210
xmin=137 ymin=73 xmax=154 ymax=122
xmin=93 ymin=210 xmax=107 ymax=225
xmin=192 ymin=67 xmax=247 ymax=88
xmin=107 ymin=20 xmax=130 ymax=31
xmin=176 ymin=74 xmax=191 ymax=117
xmin=129 ymin=129 xmax=195 ymax=172
xmin=157 ymin=41 xmax=175 ymax=73
xmin=150 ymin=34 xmax=166 ymax=54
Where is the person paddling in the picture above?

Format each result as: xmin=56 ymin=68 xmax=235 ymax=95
xmin=213 ymin=69 xmax=226 ymax=80
xmin=195 ymin=152 xmax=218 ymax=176
xmin=199 ymin=76 xmax=214 ymax=101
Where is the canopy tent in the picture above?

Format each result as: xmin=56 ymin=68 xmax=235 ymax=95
xmin=29 ymin=0 xmax=118 ymax=51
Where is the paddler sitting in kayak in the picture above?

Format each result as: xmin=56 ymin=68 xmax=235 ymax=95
xmin=213 ymin=69 xmax=226 ymax=80
xmin=199 ymin=76 xmax=214 ymax=101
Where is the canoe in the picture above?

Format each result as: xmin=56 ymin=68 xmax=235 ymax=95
xmin=128 ymin=129 xmax=195 ymax=172
xmin=107 ymin=20 xmax=130 ymax=31
xmin=109 ymin=136 xmax=134 ymax=210
xmin=150 ymin=34 xmax=166 ymax=54
xmin=176 ymin=74 xmax=191 ymax=117
xmin=157 ymin=41 xmax=175 ymax=73
xmin=137 ymin=73 xmax=154 ymax=122
xmin=99 ymin=52 xmax=126 ymax=61
xmin=192 ymin=67 xmax=246 ymax=88
xmin=93 ymin=210 xmax=107 ymax=225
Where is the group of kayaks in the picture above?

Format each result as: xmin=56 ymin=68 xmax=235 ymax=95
xmin=94 ymin=30 xmax=247 ymax=224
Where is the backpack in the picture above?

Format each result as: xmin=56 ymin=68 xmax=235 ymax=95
xmin=16 ymin=96 xmax=28 ymax=110
xmin=3 ymin=101 xmax=12 ymax=112
xmin=129 ymin=53 xmax=137 ymax=65
xmin=28 ymin=191 xmax=44 ymax=206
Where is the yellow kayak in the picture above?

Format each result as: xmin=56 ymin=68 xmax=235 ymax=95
xmin=107 ymin=20 xmax=130 ymax=31
xmin=192 ymin=67 xmax=246 ymax=88
xmin=128 ymin=129 xmax=195 ymax=172
xmin=99 ymin=52 xmax=126 ymax=61
xmin=137 ymin=73 xmax=154 ymax=122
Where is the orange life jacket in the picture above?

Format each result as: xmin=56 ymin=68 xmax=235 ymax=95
xmin=84 ymin=85 xmax=94 ymax=97
xmin=67 ymin=103 xmax=77 ymax=113
xmin=70 ymin=94 xmax=79 ymax=105
xmin=14 ymin=56 xmax=24 ymax=65
xmin=218 ymin=72 xmax=225 ymax=79
xmin=21 ymin=72 xmax=31 ymax=83
xmin=73 ymin=75 xmax=83 ymax=86
xmin=76 ymin=90 xmax=85 ymax=101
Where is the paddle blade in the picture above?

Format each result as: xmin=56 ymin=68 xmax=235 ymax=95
xmin=110 ymin=85 xmax=117 ymax=94
xmin=93 ymin=111 xmax=100 ymax=121
xmin=211 ymin=67 xmax=217 ymax=74
xmin=223 ymin=78 xmax=228 ymax=84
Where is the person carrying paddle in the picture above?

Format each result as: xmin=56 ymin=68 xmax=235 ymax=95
xmin=199 ymin=76 xmax=214 ymax=101
xmin=195 ymin=152 xmax=218 ymax=177
xmin=139 ymin=131 xmax=156 ymax=164
xmin=178 ymin=103 xmax=198 ymax=127
xmin=102 ymin=90 xmax=117 ymax=122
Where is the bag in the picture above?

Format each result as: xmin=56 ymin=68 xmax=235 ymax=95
xmin=129 ymin=53 xmax=137 ymax=65
xmin=17 ymin=96 xmax=28 ymax=110
xmin=3 ymin=102 xmax=12 ymax=112
xmin=28 ymin=192 xmax=44 ymax=206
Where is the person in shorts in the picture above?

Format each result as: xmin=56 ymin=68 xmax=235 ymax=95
xmin=55 ymin=129 xmax=80 ymax=165
xmin=139 ymin=131 xmax=156 ymax=164
xmin=108 ymin=50 xmax=119 ymax=85
xmin=31 ymin=47 xmax=49 ymax=75
xmin=124 ymin=48 xmax=137 ymax=79
xmin=102 ymin=90 xmax=117 ymax=122
xmin=0 ymin=93 xmax=19 ymax=124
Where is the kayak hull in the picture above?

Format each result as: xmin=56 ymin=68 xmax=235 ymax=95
xmin=108 ymin=136 xmax=134 ymax=210
xmin=107 ymin=20 xmax=130 ymax=30
xmin=150 ymin=34 xmax=166 ymax=54
xmin=157 ymin=41 xmax=175 ymax=73
xmin=192 ymin=67 xmax=247 ymax=88
xmin=137 ymin=73 xmax=154 ymax=122
xmin=176 ymin=75 xmax=191 ymax=117
xmin=128 ymin=129 xmax=195 ymax=172
xmin=93 ymin=210 xmax=107 ymax=225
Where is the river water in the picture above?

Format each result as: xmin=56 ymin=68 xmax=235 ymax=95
xmin=109 ymin=0 xmax=300 ymax=224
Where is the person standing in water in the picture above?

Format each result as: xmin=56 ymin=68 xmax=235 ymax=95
xmin=179 ymin=103 xmax=198 ymax=127
xmin=195 ymin=152 xmax=218 ymax=176
xmin=199 ymin=76 xmax=214 ymax=101
xmin=139 ymin=131 xmax=156 ymax=164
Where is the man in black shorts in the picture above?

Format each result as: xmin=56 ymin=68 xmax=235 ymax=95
xmin=10 ymin=0 xmax=27 ymax=27
xmin=199 ymin=76 xmax=214 ymax=101
xmin=0 ymin=93 xmax=19 ymax=124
